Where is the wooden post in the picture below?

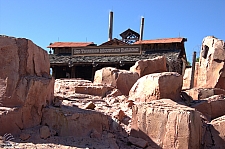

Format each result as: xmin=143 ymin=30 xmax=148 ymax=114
xmin=190 ymin=51 xmax=196 ymax=89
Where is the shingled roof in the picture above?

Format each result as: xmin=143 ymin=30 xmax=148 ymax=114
xmin=49 ymin=50 xmax=180 ymax=65
xmin=134 ymin=38 xmax=187 ymax=44
xmin=47 ymin=42 xmax=95 ymax=48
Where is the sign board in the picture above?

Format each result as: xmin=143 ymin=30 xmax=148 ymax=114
xmin=72 ymin=46 xmax=141 ymax=55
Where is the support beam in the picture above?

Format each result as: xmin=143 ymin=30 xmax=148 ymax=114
xmin=190 ymin=51 xmax=196 ymax=89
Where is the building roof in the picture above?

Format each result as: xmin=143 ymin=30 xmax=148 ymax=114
xmin=99 ymin=38 xmax=129 ymax=46
xmin=134 ymin=38 xmax=187 ymax=45
xmin=49 ymin=50 xmax=180 ymax=65
xmin=47 ymin=42 xmax=95 ymax=48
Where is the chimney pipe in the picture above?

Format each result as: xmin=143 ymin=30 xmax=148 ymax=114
xmin=139 ymin=17 xmax=144 ymax=41
xmin=108 ymin=11 xmax=113 ymax=41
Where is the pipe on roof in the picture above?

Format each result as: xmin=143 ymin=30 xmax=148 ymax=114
xmin=108 ymin=11 xmax=113 ymax=41
xmin=139 ymin=17 xmax=144 ymax=41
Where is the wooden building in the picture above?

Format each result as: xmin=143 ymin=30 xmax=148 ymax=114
xmin=48 ymin=29 xmax=187 ymax=81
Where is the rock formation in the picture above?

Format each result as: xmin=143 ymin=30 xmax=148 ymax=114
xmin=196 ymin=36 xmax=225 ymax=89
xmin=129 ymin=72 xmax=183 ymax=102
xmin=0 ymin=36 xmax=54 ymax=135
xmin=130 ymin=56 xmax=167 ymax=77
xmin=130 ymin=99 xmax=203 ymax=149
xmin=94 ymin=67 xmax=139 ymax=95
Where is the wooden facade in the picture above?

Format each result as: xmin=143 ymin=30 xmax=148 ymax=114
xmin=48 ymin=30 xmax=187 ymax=81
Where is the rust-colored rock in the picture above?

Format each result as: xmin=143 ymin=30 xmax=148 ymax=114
xmin=130 ymin=56 xmax=167 ymax=77
xmin=185 ymin=88 xmax=225 ymax=100
xmin=128 ymin=136 xmax=148 ymax=148
xmin=42 ymin=106 xmax=110 ymax=137
xmin=129 ymin=72 xmax=183 ymax=102
xmin=204 ymin=115 xmax=225 ymax=148
xmin=0 ymin=36 xmax=54 ymax=135
xmin=191 ymin=95 xmax=225 ymax=120
xmin=94 ymin=67 xmax=139 ymax=95
xmin=55 ymin=79 xmax=113 ymax=97
xmin=40 ymin=126 xmax=51 ymax=139
xmin=196 ymin=36 xmax=225 ymax=89
xmin=130 ymin=99 xmax=203 ymax=149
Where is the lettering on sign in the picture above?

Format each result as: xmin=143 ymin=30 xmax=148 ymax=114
xmin=73 ymin=46 xmax=141 ymax=55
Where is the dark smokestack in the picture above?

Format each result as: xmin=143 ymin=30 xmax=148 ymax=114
xmin=108 ymin=11 xmax=113 ymax=41
xmin=139 ymin=17 xmax=144 ymax=41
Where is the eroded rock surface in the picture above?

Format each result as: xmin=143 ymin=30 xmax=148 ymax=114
xmin=130 ymin=56 xmax=167 ymax=77
xmin=0 ymin=36 xmax=54 ymax=135
xmin=94 ymin=67 xmax=139 ymax=95
xmin=197 ymin=36 xmax=225 ymax=89
xmin=129 ymin=72 xmax=183 ymax=102
xmin=131 ymin=99 xmax=203 ymax=149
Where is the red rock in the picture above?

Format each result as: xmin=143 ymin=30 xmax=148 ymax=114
xmin=130 ymin=99 xmax=203 ymax=148
xmin=19 ymin=133 xmax=31 ymax=141
xmin=41 ymin=106 xmax=110 ymax=137
xmin=204 ymin=115 xmax=225 ymax=148
xmin=185 ymin=88 xmax=225 ymax=100
xmin=94 ymin=67 xmax=139 ymax=95
xmin=0 ymin=36 xmax=54 ymax=135
xmin=128 ymin=136 xmax=148 ymax=148
xmin=113 ymin=110 xmax=125 ymax=121
xmin=84 ymin=102 xmax=96 ymax=110
xmin=129 ymin=72 xmax=182 ymax=102
xmin=191 ymin=95 xmax=225 ymax=120
xmin=196 ymin=36 xmax=225 ymax=89
xmin=55 ymin=79 xmax=113 ymax=97
xmin=40 ymin=126 xmax=51 ymax=139
xmin=130 ymin=56 xmax=167 ymax=77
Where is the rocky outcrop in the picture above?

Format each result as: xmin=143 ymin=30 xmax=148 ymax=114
xmin=130 ymin=99 xmax=203 ymax=149
xmin=196 ymin=36 xmax=225 ymax=89
xmin=185 ymin=88 xmax=225 ymax=100
xmin=94 ymin=67 xmax=139 ymax=95
xmin=129 ymin=72 xmax=183 ymax=102
xmin=0 ymin=36 xmax=54 ymax=135
xmin=204 ymin=115 xmax=225 ymax=148
xmin=55 ymin=79 xmax=114 ymax=97
xmin=42 ymin=106 xmax=110 ymax=137
xmin=191 ymin=95 xmax=225 ymax=121
xmin=130 ymin=56 xmax=167 ymax=77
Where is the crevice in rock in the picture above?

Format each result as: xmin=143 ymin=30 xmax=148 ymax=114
xmin=207 ymin=124 xmax=215 ymax=147
xmin=214 ymin=59 xmax=225 ymax=63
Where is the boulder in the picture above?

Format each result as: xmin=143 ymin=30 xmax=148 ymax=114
xmin=129 ymin=72 xmax=182 ymax=102
xmin=128 ymin=136 xmax=148 ymax=148
xmin=94 ymin=67 xmax=139 ymax=95
xmin=40 ymin=126 xmax=51 ymax=139
xmin=196 ymin=36 xmax=225 ymax=89
xmin=185 ymin=88 xmax=225 ymax=100
xmin=130 ymin=56 xmax=167 ymax=77
xmin=130 ymin=99 xmax=203 ymax=149
xmin=55 ymin=79 xmax=113 ymax=97
xmin=0 ymin=36 xmax=54 ymax=135
xmin=191 ymin=95 xmax=225 ymax=120
xmin=204 ymin=115 xmax=225 ymax=148
xmin=41 ymin=106 xmax=110 ymax=137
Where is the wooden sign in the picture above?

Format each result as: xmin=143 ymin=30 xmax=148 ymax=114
xmin=72 ymin=45 xmax=141 ymax=55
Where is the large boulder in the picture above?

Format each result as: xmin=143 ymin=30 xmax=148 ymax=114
xmin=129 ymin=72 xmax=182 ymax=102
xmin=204 ymin=115 xmax=225 ymax=148
xmin=0 ymin=36 xmax=54 ymax=135
xmin=94 ymin=67 xmax=139 ymax=95
xmin=130 ymin=56 xmax=167 ymax=77
xmin=196 ymin=36 xmax=225 ymax=89
xmin=191 ymin=95 xmax=225 ymax=121
xmin=42 ymin=106 xmax=110 ymax=137
xmin=130 ymin=99 xmax=203 ymax=149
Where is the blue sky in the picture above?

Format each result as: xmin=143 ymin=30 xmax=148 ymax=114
xmin=0 ymin=0 xmax=224 ymax=62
